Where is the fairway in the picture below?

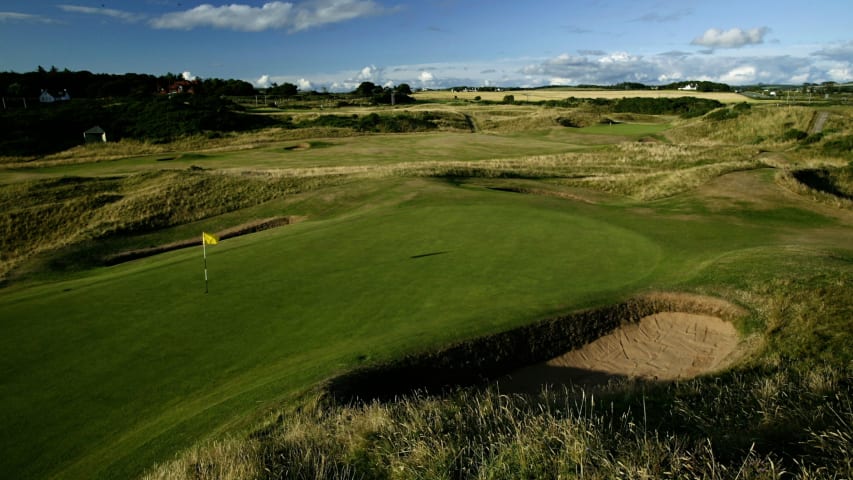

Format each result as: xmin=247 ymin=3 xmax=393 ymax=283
xmin=1 ymin=181 xmax=668 ymax=479
xmin=0 ymin=130 xmax=604 ymax=183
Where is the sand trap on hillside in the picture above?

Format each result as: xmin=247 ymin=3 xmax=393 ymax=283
xmin=284 ymin=142 xmax=311 ymax=151
xmin=501 ymin=312 xmax=740 ymax=391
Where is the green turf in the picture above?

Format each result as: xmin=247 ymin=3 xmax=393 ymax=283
xmin=2 ymin=115 xmax=851 ymax=480
xmin=576 ymin=122 xmax=670 ymax=136
xmin=0 ymin=173 xmax=806 ymax=479
xmin=2 ymin=131 xmax=598 ymax=182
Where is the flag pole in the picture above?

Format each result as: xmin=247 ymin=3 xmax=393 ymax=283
xmin=203 ymin=233 xmax=209 ymax=294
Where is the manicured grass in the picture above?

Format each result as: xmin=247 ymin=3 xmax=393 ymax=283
xmin=0 ymin=173 xmax=810 ymax=479
xmin=1 ymin=131 xmax=597 ymax=182
xmin=576 ymin=122 xmax=670 ymax=136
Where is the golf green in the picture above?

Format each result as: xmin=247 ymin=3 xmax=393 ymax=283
xmin=0 ymin=185 xmax=662 ymax=479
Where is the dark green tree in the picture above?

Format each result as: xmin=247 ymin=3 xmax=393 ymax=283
xmin=269 ymin=82 xmax=298 ymax=97
xmin=354 ymin=81 xmax=377 ymax=97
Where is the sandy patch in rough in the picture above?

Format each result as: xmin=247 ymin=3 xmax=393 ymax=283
xmin=501 ymin=312 xmax=740 ymax=391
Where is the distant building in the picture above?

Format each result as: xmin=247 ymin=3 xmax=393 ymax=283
xmin=678 ymin=84 xmax=698 ymax=91
xmin=160 ymin=80 xmax=199 ymax=95
xmin=83 ymin=126 xmax=107 ymax=143
xmin=39 ymin=89 xmax=71 ymax=103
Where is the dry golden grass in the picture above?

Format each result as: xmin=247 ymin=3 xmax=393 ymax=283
xmin=665 ymin=105 xmax=813 ymax=146
xmin=414 ymin=89 xmax=754 ymax=104
xmin=242 ymin=140 xmax=761 ymax=201
xmin=776 ymin=170 xmax=853 ymax=210
xmin=142 ymin=437 xmax=261 ymax=480
xmin=141 ymin=362 xmax=852 ymax=480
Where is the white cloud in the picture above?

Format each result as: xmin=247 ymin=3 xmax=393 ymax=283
xmin=790 ymin=73 xmax=810 ymax=84
xmin=181 ymin=71 xmax=197 ymax=81
xmin=356 ymin=65 xmax=382 ymax=83
xmin=827 ymin=67 xmax=852 ymax=82
xmin=549 ymin=77 xmax=574 ymax=86
xmin=58 ymin=4 xmax=145 ymax=22
xmin=515 ymin=50 xmax=823 ymax=86
xmin=152 ymin=2 xmax=293 ymax=31
xmin=719 ymin=65 xmax=756 ymax=84
xmin=256 ymin=45 xmax=852 ymax=93
xmin=598 ymin=52 xmax=639 ymax=64
xmin=657 ymin=72 xmax=683 ymax=83
xmin=289 ymin=0 xmax=386 ymax=32
xmin=0 ymin=11 xmax=58 ymax=24
xmin=150 ymin=0 xmax=386 ymax=32
xmin=691 ymin=27 xmax=769 ymax=49
xmin=297 ymin=78 xmax=313 ymax=91
xmin=255 ymin=75 xmax=271 ymax=88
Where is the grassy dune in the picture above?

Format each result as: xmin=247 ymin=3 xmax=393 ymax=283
xmin=413 ymin=88 xmax=753 ymax=103
xmin=0 ymin=101 xmax=851 ymax=479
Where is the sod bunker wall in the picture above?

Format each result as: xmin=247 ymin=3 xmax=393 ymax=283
xmin=323 ymin=293 xmax=745 ymax=403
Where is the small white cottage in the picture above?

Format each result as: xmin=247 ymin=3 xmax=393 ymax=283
xmin=39 ymin=89 xmax=71 ymax=103
xmin=83 ymin=126 xmax=107 ymax=143
xmin=39 ymin=90 xmax=55 ymax=103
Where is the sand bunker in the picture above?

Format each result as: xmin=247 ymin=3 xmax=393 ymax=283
xmin=284 ymin=142 xmax=311 ymax=151
xmin=501 ymin=312 xmax=740 ymax=391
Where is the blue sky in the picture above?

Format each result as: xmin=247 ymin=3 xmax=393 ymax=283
xmin=1 ymin=0 xmax=851 ymax=91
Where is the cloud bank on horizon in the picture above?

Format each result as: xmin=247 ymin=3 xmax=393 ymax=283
xmin=0 ymin=1 xmax=850 ymax=92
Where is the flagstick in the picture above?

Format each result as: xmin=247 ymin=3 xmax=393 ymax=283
xmin=203 ymin=234 xmax=209 ymax=294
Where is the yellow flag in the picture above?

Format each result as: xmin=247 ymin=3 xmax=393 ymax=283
xmin=202 ymin=232 xmax=218 ymax=245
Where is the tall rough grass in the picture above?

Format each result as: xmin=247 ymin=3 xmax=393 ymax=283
xmin=776 ymin=170 xmax=853 ymax=209
xmin=144 ymin=367 xmax=850 ymax=480
xmin=143 ymin=264 xmax=852 ymax=480
xmin=666 ymin=106 xmax=814 ymax=147
xmin=0 ymin=170 xmax=345 ymax=281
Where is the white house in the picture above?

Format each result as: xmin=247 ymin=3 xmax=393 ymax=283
xmin=83 ymin=126 xmax=107 ymax=143
xmin=678 ymin=84 xmax=698 ymax=91
xmin=39 ymin=89 xmax=71 ymax=103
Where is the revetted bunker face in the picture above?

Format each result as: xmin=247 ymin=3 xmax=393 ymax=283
xmin=323 ymin=293 xmax=747 ymax=403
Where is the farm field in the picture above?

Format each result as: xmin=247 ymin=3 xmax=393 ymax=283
xmin=0 ymin=99 xmax=851 ymax=479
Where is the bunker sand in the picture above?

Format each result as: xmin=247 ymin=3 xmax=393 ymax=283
xmin=502 ymin=312 xmax=741 ymax=391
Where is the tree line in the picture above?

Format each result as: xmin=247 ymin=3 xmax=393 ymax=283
xmin=1 ymin=67 xmax=419 ymax=103
xmin=0 ymin=66 xmax=258 ymax=99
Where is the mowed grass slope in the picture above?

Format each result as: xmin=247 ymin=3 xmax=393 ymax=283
xmin=0 ymin=173 xmax=810 ymax=480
